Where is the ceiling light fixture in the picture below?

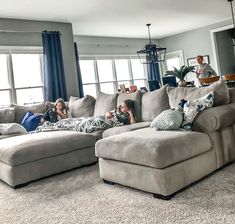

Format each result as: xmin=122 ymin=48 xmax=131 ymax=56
xmin=137 ymin=24 xmax=166 ymax=64
xmin=228 ymin=0 xmax=235 ymax=45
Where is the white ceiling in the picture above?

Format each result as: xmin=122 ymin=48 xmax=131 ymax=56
xmin=0 ymin=0 xmax=232 ymax=38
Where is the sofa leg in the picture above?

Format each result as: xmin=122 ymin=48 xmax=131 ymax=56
xmin=103 ymin=179 xmax=115 ymax=185
xmin=153 ymin=193 xmax=176 ymax=200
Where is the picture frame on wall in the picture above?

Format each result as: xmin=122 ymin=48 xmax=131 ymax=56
xmin=187 ymin=55 xmax=210 ymax=67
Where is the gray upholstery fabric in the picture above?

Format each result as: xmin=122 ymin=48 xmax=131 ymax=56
xmin=0 ymin=107 xmax=15 ymax=123
xmin=12 ymin=103 xmax=47 ymax=124
xmin=0 ymin=146 xmax=96 ymax=187
xmin=99 ymin=149 xmax=216 ymax=196
xmin=141 ymin=85 xmax=170 ymax=121
xmin=102 ymin=121 xmax=151 ymax=138
xmin=229 ymin=88 xmax=235 ymax=103
xmin=96 ymin=127 xmax=211 ymax=169
xmin=94 ymin=92 xmax=118 ymax=116
xmin=0 ymin=131 xmax=96 ymax=166
xmin=193 ymin=103 xmax=235 ymax=132
xmin=167 ymin=79 xmax=230 ymax=108
xmin=117 ymin=90 xmax=142 ymax=122
xmin=69 ymin=95 xmax=96 ymax=118
xmin=0 ymin=133 xmax=26 ymax=140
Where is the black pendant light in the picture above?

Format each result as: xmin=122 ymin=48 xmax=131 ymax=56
xmin=137 ymin=24 xmax=166 ymax=64
xmin=228 ymin=0 xmax=235 ymax=45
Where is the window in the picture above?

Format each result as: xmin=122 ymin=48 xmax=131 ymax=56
xmin=80 ymin=56 xmax=147 ymax=97
xmin=0 ymin=47 xmax=44 ymax=106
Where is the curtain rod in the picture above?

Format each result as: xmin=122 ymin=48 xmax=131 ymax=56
xmin=0 ymin=30 xmax=62 ymax=34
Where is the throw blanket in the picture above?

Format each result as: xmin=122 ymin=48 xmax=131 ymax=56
xmin=36 ymin=115 xmax=124 ymax=133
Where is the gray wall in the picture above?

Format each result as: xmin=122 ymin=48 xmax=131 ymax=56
xmin=215 ymin=29 xmax=235 ymax=75
xmin=0 ymin=18 xmax=78 ymax=98
xmin=74 ymin=35 xmax=151 ymax=55
xmin=158 ymin=20 xmax=232 ymax=74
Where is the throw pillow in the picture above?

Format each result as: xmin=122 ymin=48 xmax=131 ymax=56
xmin=0 ymin=107 xmax=15 ymax=123
xmin=69 ymin=95 xmax=96 ymax=118
xmin=0 ymin=123 xmax=27 ymax=135
xmin=94 ymin=92 xmax=118 ymax=116
xmin=182 ymin=91 xmax=214 ymax=130
xmin=141 ymin=85 xmax=170 ymax=122
xmin=150 ymin=106 xmax=183 ymax=130
xmin=21 ymin=111 xmax=42 ymax=132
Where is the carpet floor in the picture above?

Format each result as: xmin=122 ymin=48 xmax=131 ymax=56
xmin=0 ymin=163 xmax=235 ymax=224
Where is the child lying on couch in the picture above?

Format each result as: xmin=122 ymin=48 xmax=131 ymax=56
xmin=35 ymin=99 xmax=136 ymax=133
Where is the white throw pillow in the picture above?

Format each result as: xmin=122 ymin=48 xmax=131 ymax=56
xmin=182 ymin=91 xmax=214 ymax=130
xmin=0 ymin=123 xmax=27 ymax=135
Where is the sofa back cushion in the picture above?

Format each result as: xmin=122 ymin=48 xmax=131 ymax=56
xmin=12 ymin=103 xmax=47 ymax=124
xmin=69 ymin=95 xmax=96 ymax=118
xmin=0 ymin=107 xmax=15 ymax=123
xmin=166 ymin=79 xmax=230 ymax=108
xmin=117 ymin=90 xmax=142 ymax=122
xmin=141 ymin=85 xmax=170 ymax=121
xmin=94 ymin=92 xmax=118 ymax=116
xmin=229 ymin=88 xmax=235 ymax=103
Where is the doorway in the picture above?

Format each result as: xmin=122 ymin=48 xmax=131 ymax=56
xmin=210 ymin=24 xmax=235 ymax=76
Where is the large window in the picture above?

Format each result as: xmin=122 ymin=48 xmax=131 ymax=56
xmin=79 ymin=56 xmax=147 ymax=97
xmin=0 ymin=47 xmax=44 ymax=106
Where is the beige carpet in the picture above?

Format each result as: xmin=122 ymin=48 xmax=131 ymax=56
xmin=0 ymin=163 xmax=235 ymax=224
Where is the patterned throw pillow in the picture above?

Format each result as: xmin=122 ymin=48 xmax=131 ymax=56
xmin=182 ymin=91 xmax=214 ymax=130
xmin=150 ymin=106 xmax=183 ymax=130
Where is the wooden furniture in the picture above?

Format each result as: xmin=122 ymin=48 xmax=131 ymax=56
xmin=223 ymin=74 xmax=235 ymax=88
xmin=198 ymin=76 xmax=220 ymax=86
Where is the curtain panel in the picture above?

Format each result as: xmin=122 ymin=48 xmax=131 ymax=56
xmin=147 ymin=62 xmax=161 ymax=91
xmin=42 ymin=31 xmax=67 ymax=102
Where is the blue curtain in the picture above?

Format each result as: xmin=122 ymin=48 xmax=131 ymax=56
xmin=42 ymin=31 xmax=67 ymax=101
xmin=147 ymin=62 xmax=161 ymax=91
xmin=74 ymin=42 xmax=84 ymax=98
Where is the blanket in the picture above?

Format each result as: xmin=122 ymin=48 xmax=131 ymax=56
xmin=36 ymin=115 xmax=124 ymax=133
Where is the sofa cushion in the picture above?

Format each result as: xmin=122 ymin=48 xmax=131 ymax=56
xmin=167 ymin=79 xmax=230 ymax=108
xmin=0 ymin=131 xmax=97 ymax=166
xmin=117 ymin=90 xmax=142 ymax=122
xmin=69 ymin=95 xmax=96 ymax=118
xmin=96 ymin=127 xmax=211 ymax=169
xmin=0 ymin=107 xmax=15 ymax=123
xmin=141 ymin=85 xmax=170 ymax=121
xmin=102 ymin=121 xmax=151 ymax=138
xmin=12 ymin=103 xmax=47 ymax=124
xmin=94 ymin=92 xmax=118 ymax=116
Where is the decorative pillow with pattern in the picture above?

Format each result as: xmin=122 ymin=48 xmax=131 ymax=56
xmin=182 ymin=91 xmax=214 ymax=130
xmin=150 ymin=105 xmax=183 ymax=130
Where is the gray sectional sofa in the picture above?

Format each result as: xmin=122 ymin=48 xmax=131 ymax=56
xmin=0 ymin=79 xmax=235 ymax=201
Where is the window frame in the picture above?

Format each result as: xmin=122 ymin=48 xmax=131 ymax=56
xmin=79 ymin=55 xmax=148 ymax=97
xmin=0 ymin=46 xmax=44 ymax=105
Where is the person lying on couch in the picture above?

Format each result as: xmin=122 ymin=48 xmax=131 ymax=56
xmin=36 ymin=99 xmax=136 ymax=133
xmin=105 ymin=99 xmax=136 ymax=125
xmin=43 ymin=98 xmax=71 ymax=123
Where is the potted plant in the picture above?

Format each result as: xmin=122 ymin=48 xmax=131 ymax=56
xmin=165 ymin=65 xmax=195 ymax=87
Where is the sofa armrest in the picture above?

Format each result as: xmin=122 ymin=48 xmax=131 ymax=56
xmin=193 ymin=103 xmax=235 ymax=132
